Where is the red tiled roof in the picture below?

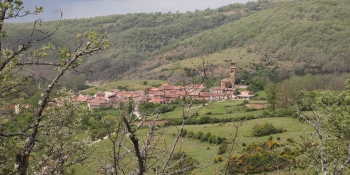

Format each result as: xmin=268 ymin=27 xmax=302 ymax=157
xmin=96 ymin=92 xmax=105 ymax=96
xmin=163 ymin=85 xmax=176 ymax=90
xmin=148 ymin=98 xmax=166 ymax=103
xmin=147 ymin=87 xmax=158 ymax=91
xmin=148 ymin=90 xmax=159 ymax=94
xmin=77 ymin=96 xmax=89 ymax=102
xmin=154 ymin=92 xmax=165 ymax=96
xmin=199 ymin=92 xmax=210 ymax=97
xmin=176 ymin=91 xmax=186 ymax=96
xmin=164 ymin=92 xmax=178 ymax=98
xmin=188 ymin=92 xmax=199 ymax=96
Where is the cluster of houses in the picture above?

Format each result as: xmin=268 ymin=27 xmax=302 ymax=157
xmin=74 ymin=67 xmax=255 ymax=110
xmin=0 ymin=67 xmax=255 ymax=114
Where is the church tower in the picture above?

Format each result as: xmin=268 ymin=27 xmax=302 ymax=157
xmin=229 ymin=66 xmax=236 ymax=86
xmin=220 ymin=66 xmax=237 ymax=89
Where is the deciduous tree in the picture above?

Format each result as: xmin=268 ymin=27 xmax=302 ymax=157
xmin=265 ymin=82 xmax=277 ymax=111
xmin=297 ymin=80 xmax=350 ymax=175
xmin=0 ymin=1 xmax=110 ymax=174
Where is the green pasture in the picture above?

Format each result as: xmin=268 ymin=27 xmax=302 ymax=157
xmin=80 ymin=79 xmax=166 ymax=95
xmin=69 ymin=137 xmax=137 ymax=174
xmin=147 ymin=45 xmax=295 ymax=79
xmin=255 ymin=90 xmax=267 ymax=98
xmin=71 ymin=114 xmax=315 ymax=175
xmin=247 ymin=100 xmax=267 ymax=104
xmin=164 ymin=117 xmax=314 ymax=153
xmin=154 ymin=100 xmax=267 ymax=120
xmin=150 ymin=47 xmax=263 ymax=74
xmin=157 ymin=117 xmax=314 ymax=174
xmin=70 ymin=99 xmax=315 ymax=175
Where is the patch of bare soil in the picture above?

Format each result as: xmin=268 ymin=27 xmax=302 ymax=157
xmin=85 ymin=81 xmax=104 ymax=87
xmin=245 ymin=103 xmax=268 ymax=110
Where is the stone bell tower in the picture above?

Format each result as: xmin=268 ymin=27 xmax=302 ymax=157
xmin=229 ymin=66 xmax=236 ymax=86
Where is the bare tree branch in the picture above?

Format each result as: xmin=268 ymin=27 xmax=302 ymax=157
xmin=122 ymin=113 xmax=145 ymax=175
xmin=16 ymin=61 xmax=61 ymax=66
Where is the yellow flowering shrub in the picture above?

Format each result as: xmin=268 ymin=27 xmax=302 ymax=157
xmin=226 ymin=140 xmax=300 ymax=174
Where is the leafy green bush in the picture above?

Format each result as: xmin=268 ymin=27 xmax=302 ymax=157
xmin=171 ymin=152 xmax=187 ymax=160
xmin=218 ymin=143 xmax=228 ymax=155
xmin=268 ymin=136 xmax=273 ymax=140
xmin=186 ymin=131 xmax=194 ymax=138
xmin=213 ymin=156 xmax=224 ymax=163
xmin=209 ymin=135 xmax=217 ymax=144
xmin=194 ymin=131 xmax=204 ymax=140
xmin=181 ymin=129 xmax=188 ymax=137
xmin=216 ymin=136 xmax=226 ymax=144
xmin=262 ymin=110 xmax=270 ymax=117
xmin=201 ymin=132 xmax=212 ymax=142
xmin=287 ymin=138 xmax=296 ymax=143
xmin=247 ymin=79 xmax=264 ymax=92
xmin=252 ymin=123 xmax=284 ymax=137
xmin=276 ymin=108 xmax=294 ymax=117
xmin=169 ymin=152 xmax=199 ymax=174
xmin=139 ymin=102 xmax=175 ymax=114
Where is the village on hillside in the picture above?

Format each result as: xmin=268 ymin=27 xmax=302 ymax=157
xmin=3 ymin=67 xmax=255 ymax=114
xmin=74 ymin=67 xmax=255 ymax=110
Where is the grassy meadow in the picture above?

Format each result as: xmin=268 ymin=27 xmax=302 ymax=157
xmin=71 ymin=99 xmax=315 ymax=174
xmin=146 ymin=46 xmax=294 ymax=80
xmin=162 ymin=117 xmax=313 ymax=174
xmin=80 ymin=79 xmax=167 ymax=95
xmin=151 ymin=100 xmax=266 ymax=121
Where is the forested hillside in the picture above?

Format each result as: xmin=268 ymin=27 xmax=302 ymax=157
xmin=4 ymin=0 xmax=350 ymax=83
xmin=170 ymin=0 xmax=350 ymax=78
xmin=3 ymin=0 xmax=283 ymax=81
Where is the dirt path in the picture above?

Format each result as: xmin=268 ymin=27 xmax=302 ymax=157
xmin=85 ymin=80 xmax=103 ymax=87
xmin=133 ymin=120 xmax=168 ymax=126
xmin=133 ymin=110 xmax=141 ymax=119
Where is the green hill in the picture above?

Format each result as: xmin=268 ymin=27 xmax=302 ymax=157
xmin=5 ymin=0 xmax=350 ymax=84
xmin=2 ymin=0 xmax=281 ymax=81
xmin=80 ymin=79 xmax=166 ymax=95
xmin=167 ymin=0 xmax=350 ymax=78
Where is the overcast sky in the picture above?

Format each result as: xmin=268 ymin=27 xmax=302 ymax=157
xmin=9 ymin=0 xmax=252 ymax=23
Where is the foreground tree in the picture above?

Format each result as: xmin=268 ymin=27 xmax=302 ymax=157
xmin=0 ymin=1 xmax=110 ymax=174
xmin=297 ymin=80 xmax=350 ymax=175
xmin=30 ymin=90 xmax=93 ymax=174
xmin=94 ymin=58 xmax=212 ymax=175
